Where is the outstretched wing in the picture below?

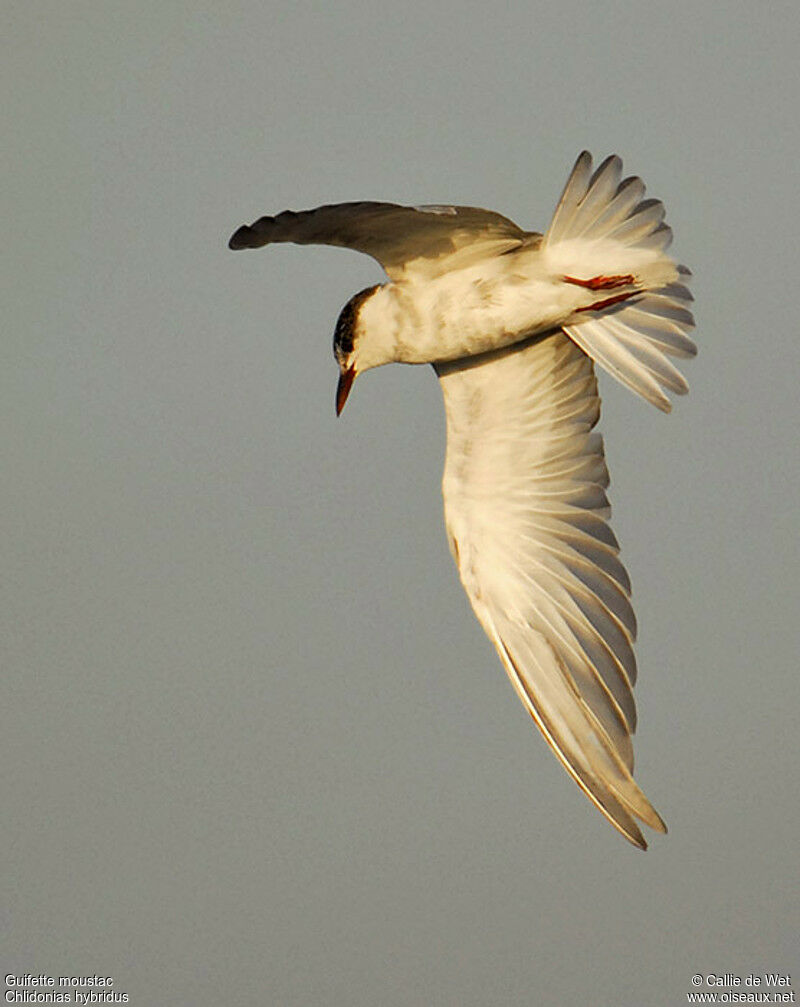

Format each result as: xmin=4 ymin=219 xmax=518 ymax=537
xmin=228 ymin=201 xmax=530 ymax=279
xmin=436 ymin=330 xmax=666 ymax=848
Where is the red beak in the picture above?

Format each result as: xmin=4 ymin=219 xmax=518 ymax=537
xmin=336 ymin=365 xmax=356 ymax=416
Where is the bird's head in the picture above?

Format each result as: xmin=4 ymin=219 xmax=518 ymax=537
xmin=332 ymin=284 xmax=383 ymax=415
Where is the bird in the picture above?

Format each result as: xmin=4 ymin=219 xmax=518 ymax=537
xmin=228 ymin=152 xmax=696 ymax=849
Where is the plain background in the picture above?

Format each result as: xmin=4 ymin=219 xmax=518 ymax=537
xmin=4 ymin=2 xmax=798 ymax=1005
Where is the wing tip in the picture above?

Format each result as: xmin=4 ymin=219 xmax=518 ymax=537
xmin=228 ymin=225 xmax=250 ymax=250
xmin=625 ymin=827 xmax=648 ymax=851
xmin=606 ymin=796 xmax=667 ymax=849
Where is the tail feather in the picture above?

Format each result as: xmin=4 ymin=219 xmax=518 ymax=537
xmin=612 ymin=327 xmax=689 ymax=395
xmin=586 ymin=177 xmax=647 ymax=238
xmin=566 ymin=318 xmax=675 ymax=413
xmin=544 ymin=152 xmax=696 ymax=410
xmin=634 ymin=222 xmax=673 ymax=253
xmin=564 ymin=155 xmax=622 ymax=237
xmin=546 ymin=151 xmax=593 ymax=245
xmin=606 ymin=198 xmax=666 ymax=244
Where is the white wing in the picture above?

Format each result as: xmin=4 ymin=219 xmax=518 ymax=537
xmin=436 ymin=331 xmax=666 ymax=848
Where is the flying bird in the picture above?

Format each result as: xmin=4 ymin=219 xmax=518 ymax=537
xmin=229 ymin=152 xmax=696 ymax=849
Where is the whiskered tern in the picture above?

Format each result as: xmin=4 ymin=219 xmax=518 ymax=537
xmin=229 ymin=152 xmax=696 ymax=848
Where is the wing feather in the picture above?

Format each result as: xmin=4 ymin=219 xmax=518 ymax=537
xmin=435 ymin=331 xmax=665 ymax=847
xmin=228 ymin=201 xmax=529 ymax=279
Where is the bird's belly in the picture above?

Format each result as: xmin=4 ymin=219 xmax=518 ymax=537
xmin=390 ymin=271 xmax=575 ymax=364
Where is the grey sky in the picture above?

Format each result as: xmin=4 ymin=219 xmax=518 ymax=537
xmin=4 ymin=2 xmax=799 ymax=1005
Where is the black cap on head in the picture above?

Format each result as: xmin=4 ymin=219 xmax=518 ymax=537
xmin=333 ymin=285 xmax=378 ymax=364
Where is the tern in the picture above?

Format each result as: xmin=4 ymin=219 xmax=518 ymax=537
xmin=229 ymin=152 xmax=696 ymax=849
